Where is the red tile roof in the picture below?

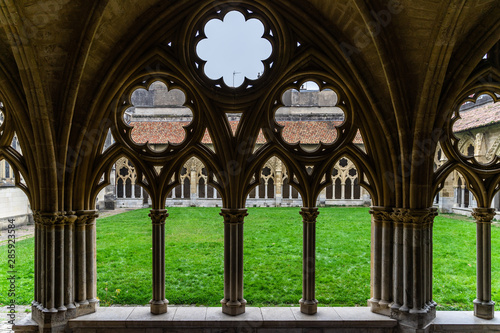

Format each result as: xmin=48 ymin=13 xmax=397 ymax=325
xmin=454 ymin=102 xmax=500 ymax=132
xmin=131 ymin=121 xmax=364 ymax=145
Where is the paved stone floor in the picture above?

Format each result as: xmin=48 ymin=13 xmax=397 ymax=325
xmin=0 ymin=306 xmax=30 ymax=333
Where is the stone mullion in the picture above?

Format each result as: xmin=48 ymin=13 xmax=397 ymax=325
xmin=472 ymin=207 xmax=496 ymax=319
xmin=149 ymin=209 xmax=169 ymax=314
xmin=299 ymin=207 xmax=319 ymax=314
xmin=220 ymin=208 xmax=248 ymax=315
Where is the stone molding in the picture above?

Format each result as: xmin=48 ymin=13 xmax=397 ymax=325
xmin=391 ymin=208 xmax=438 ymax=226
xmin=220 ymin=208 xmax=248 ymax=224
xmin=471 ymin=208 xmax=496 ymax=223
xmin=75 ymin=210 xmax=99 ymax=225
xmin=149 ymin=209 xmax=169 ymax=224
xmin=369 ymin=206 xmax=393 ymax=222
xmin=299 ymin=207 xmax=319 ymax=223
xmin=33 ymin=211 xmax=66 ymax=225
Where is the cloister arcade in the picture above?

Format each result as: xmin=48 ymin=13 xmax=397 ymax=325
xmin=0 ymin=1 xmax=499 ymax=332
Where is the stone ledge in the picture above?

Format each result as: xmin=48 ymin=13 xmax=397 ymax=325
xmin=13 ymin=307 xmax=500 ymax=333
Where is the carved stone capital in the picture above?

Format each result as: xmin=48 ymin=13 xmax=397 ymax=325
xmin=472 ymin=208 xmax=496 ymax=223
xmin=392 ymin=208 xmax=437 ymax=226
xmin=220 ymin=208 xmax=248 ymax=224
xmin=33 ymin=211 xmax=65 ymax=225
xmin=369 ymin=206 xmax=393 ymax=222
xmin=299 ymin=207 xmax=319 ymax=223
xmin=75 ymin=210 xmax=99 ymax=225
xmin=149 ymin=209 xmax=169 ymax=225
xmin=64 ymin=212 xmax=78 ymax=225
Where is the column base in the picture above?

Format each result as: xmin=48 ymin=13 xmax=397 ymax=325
xmin=150 ymin=299 xmax=168 ymax=314
xmin=75 ymin=299 xmax=98 ymax=317
xmin=31 ymin=306 xmax=68 ymax=333
xmin=221 ymin=298 xmax=246 ymax=315
xmin=391 ymin=305 xmax=436 ymax=330
xmin=368 ymin=298 xmax=391 ymax=316
xmin=474 ymin=299 xmax=495 ymax=319
xmin=299 ymin=299 xmax=318 ymax=314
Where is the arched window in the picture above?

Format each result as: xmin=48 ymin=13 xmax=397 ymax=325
xmin=199 ymin=177 xmax=206 ymax=198
xmin=334 ymin=178 xmax=342 ymax=199
xmin=183 ymin=178 xmax=191 ymax=199
xmin=354 ymin=178 xmax=361 ymax=199
xmin=267 ymin=178 xmax=275 ymax=199
xmin=467 ymin=144 xmax=474 ymax=157
xmin=117 ymin=178 xmax=124 ymax=198
xmin=345 ymin=178 xmax=352 ymax=199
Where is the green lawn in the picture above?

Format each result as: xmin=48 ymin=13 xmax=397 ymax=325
xmin=1 ymin=207 xmax=500 ymax=310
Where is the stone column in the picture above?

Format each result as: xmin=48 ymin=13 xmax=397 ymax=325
xmin=390 ymin=208 xmax=437 ymax=330
xmin=461 ymin=187 xmax=466 ymax=208
xmin=341 ymin=183 xmax=345 ymax=199
xmin=368 ymin=207 xmax=393 ymax=315
xmin=64 ymin=212 xmax=77 ymax=317
xmin=472 ymin=208 xmax=496 ymax=319
xmin=220 ymin=208 xmax=248 ymax=315
xmin=149 ymin=209 xmax=169 ymax=314
xmin=74 ymin=210 xmax=99 ymax=316
xmin=31 ymin=212 xmax=68 ymax=331
xmin=299 ymin=207 xmax=319 ymax=314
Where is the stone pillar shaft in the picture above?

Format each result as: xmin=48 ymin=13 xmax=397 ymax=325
xmin=389 ymin=208 xmax=437 ymax=329
xmin=220 ymin=208 xmax=248 ymax=315
xmin=368 ymin=207 xmax=393 ymax=315
xmin=149 ymin=209 xmax=169 ymax=314
xmin=299 ymin=207 xmax=319 ymax=314
xmin=472 ymin=207 xmax=496 ymax=319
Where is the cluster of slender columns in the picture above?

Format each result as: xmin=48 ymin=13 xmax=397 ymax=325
xmin=32 ymin=210 xmax=98 ymax=331
xmin=369 ymin=207 xmax=437 ymax=328
xmin=472 ymin=207 xmax=496 ymax=319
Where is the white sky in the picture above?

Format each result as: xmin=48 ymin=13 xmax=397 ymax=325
xmin=196 ymin=11 xmax=272 ymax=87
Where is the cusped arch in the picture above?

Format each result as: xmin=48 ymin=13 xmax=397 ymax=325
xmin=316 ymin=149 xmax=378 ymax=206
xmin=91 ymin=148 xmax=156 ymax=208
xmin=0 ymin=150 xmax=31 ymax=203
xmin=432 ymin=162 xmax=485 ymax=206
xmin=158 ymin=151 xmax=222 ymax=205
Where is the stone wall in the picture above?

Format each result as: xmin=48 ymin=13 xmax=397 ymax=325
xmin=0 ymin=186 xmax=33 ymax=230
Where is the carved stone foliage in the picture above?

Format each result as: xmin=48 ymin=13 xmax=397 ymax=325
xmin=299 ymin=207 xmax=319 ymax=223
xmin=471 ymin=208 xmax=496 ymax=222
xmin=392 ymin=208 xmax=438 ymax=226
xmin=149 ymin=209 xmax=169 ymax=224
xmin=220 ymin=208 xmax=248 ymax=224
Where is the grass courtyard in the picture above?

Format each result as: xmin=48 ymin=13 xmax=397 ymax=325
xmin=1 ymin=207 xmax=500 ymax=310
